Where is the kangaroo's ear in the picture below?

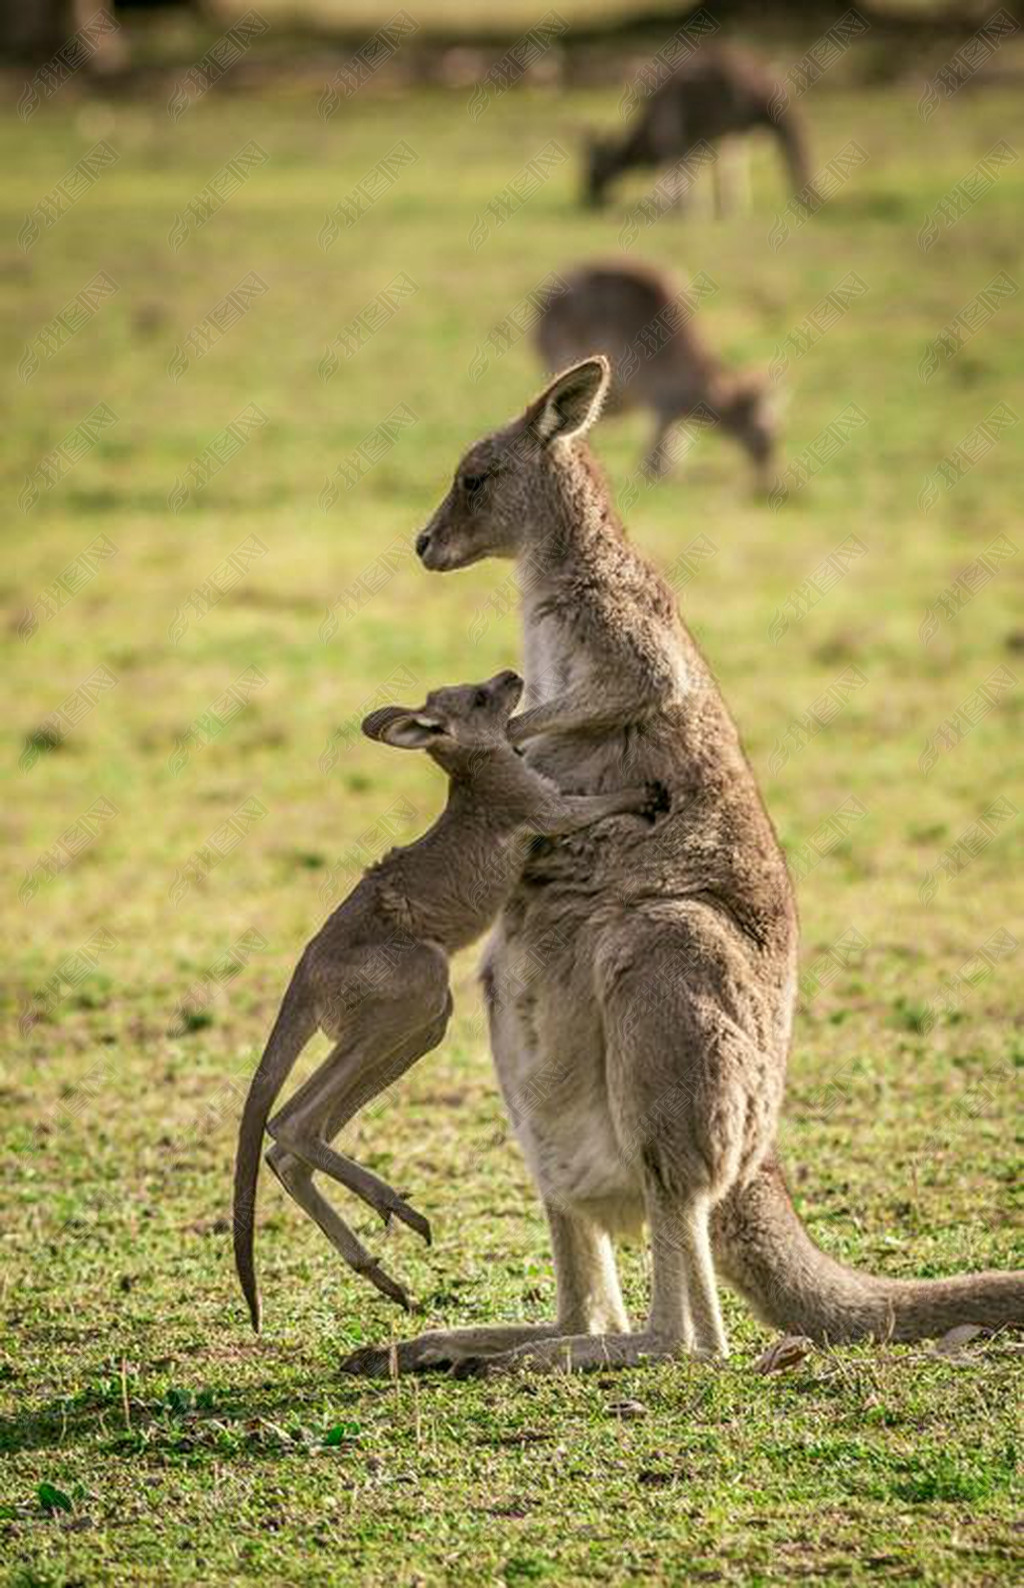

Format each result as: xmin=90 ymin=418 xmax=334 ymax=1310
xmin=362 ymin=707 xmax=446 ymax=749
xmin=526 ymin=356 xmax=610 ymax=446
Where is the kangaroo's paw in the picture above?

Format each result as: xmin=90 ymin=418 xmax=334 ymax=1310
xmin=641 ymin=780 xmax=671 ymax=821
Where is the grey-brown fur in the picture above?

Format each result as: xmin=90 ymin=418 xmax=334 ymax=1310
xmin=534 ymin=260 xmax=778 ymax=485
xmin=233 ymin=668 xmax=664 ymax=1331
xmin=584 ymin=44 xmax=814 ymax=212
xmin=342 ymin=358 xmax=1023 ymax=1378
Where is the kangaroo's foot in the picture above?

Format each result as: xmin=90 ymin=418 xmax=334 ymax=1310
xmin=452 ymin=1330 xmax=714 ymax=1379
xmin=340 ymin=1323 xmax=563 ymax=1377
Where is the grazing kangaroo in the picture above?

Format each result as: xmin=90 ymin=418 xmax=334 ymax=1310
xmin=534 ymin=260 xmax=779 ymax=486
xmin=233 ymin=669 xmax=665 ymax=1331
xmin=342 ymin=358 xmax=1023 ymax=1378
xmin=585 ymin=45 xmax=814 ymax=213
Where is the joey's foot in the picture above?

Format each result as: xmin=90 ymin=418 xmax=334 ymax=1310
xmin=359 ymin=1260 xmax=414 ymax=1313
xmin=381 ymin=1197 xmax=431 ymax=1246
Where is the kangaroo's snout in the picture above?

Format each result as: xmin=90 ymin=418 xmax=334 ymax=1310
xmin=415 ymin=522 xmax=457 ymax=572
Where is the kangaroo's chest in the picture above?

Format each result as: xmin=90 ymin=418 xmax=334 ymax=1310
xmin=521 ymin=615 xmax=578 ymax=711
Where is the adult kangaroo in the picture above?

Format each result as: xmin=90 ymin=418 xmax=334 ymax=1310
xmin=343 ymin=358 xmax=1022 ymax=1377
xmin=534 ymin=260 xmax=778 ymax=486
xmin=584 ymin=44 xmax=814 ymax=212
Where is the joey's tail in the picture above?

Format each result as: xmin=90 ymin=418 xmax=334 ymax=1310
xmin=712 ymin=1155 xmax=1023 ymax=1344
xmin=233 ymin=973 xmax=318 ymax=1332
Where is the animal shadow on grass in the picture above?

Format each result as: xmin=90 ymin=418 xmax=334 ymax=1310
xmin=0 ymin=1354 xmax=362 ymax=1463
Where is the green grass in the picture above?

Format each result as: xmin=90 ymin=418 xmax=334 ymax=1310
xmin=2 ymin=67 xmax=1022 ymax=1587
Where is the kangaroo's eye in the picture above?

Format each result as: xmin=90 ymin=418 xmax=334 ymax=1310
xmin=472 ymin=688 xmax=489 ymax=709
xmin=461 ymin=472 xmax=487 ymax=495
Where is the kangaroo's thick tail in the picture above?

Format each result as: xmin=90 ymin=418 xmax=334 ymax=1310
xmin=711 ymin=1155 xmax=1024 ymax=1344
xmin=233 ymin=972 xmax=319 ymax=1333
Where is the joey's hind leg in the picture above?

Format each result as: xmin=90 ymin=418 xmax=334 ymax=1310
xmin=268 ymin=1001 xmax=446 ymax=1234
xmin=269 ymin=944 xmax=450 ymax=1224
xmin=267 ymin=947 xmax=451 ymax=1304
xmin=266 ymin=1010 xmax=450 ymax=1309
xmin=267 ymin=1138 xmax=416 ymax=1311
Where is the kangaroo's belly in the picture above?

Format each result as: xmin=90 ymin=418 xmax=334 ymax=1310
xmin=482 ymin=911 xmax=645 ymax=1229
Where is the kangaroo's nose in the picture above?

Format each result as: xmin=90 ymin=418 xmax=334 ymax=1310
xmin=498 ymin=670 xmax=523 ymax=691
xmin=415 ymin=529 xmax=431 ymax=559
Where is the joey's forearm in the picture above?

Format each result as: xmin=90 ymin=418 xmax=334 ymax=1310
xmin=539 ymin=786 xmax=654 ymax=836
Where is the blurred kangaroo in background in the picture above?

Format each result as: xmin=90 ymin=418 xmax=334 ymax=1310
xmin=343 ymin=358 xmax=1023 ymax=1379
xmin=233 ymin=669 xmax=665 ymax=1331
xmin=534 ymin=260 xmax=780 ymax=487
xmin=584 ymin=44 xmax=814 ymax=215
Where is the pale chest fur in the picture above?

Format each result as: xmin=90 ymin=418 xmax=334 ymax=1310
xmin=520 ymin=599 xmax=584 ymax=710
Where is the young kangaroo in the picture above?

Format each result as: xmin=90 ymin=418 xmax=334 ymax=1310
xmin=534 ymin=260 xmax=778 ymax=487
xmin=233 ymin=669 xmax=665 ymax=1331
xmin=343 ymin=358 xmax=1022 ymax=1379
xmin=585 ymin=44 xmax=814 ymax=213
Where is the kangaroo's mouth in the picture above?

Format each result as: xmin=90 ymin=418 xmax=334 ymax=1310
xmin=415 ymin=530 xmax=485 ymax=573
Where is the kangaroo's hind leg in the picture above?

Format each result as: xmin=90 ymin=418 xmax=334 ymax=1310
xmin=339 ymin=1202 xmax=611 ymax=1378
xmin=713 ymin=138 xmax=751 ymax=218
xmin=452 ymin=920 xmax=745 ymax=1378
xmin=641 ymin=412 xmax=678 ymax=480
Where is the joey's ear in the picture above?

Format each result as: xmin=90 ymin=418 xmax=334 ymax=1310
xmin=362 ymin=707 xmax=445 ymax=749
xmin=526 ymin=356 xmax=610 ymax=446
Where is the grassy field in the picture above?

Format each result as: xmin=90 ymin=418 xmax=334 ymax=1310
xmin=2 ymin=53 xmax=1023 ymax=1588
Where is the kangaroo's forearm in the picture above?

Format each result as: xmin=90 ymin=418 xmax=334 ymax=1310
xmin=509 ymin=687 xmax=642 ymax=744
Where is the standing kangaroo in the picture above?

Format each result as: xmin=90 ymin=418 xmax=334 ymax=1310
xmin=233 ymin=669 xmax=665 ymax=1331
xmin=343 ymin=359 xmax=1022 ymax=1378
xmin=534 ymin=260 xmax=779 ymax=486
xmin=585 ymin=45 xmax=814 ymax=213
